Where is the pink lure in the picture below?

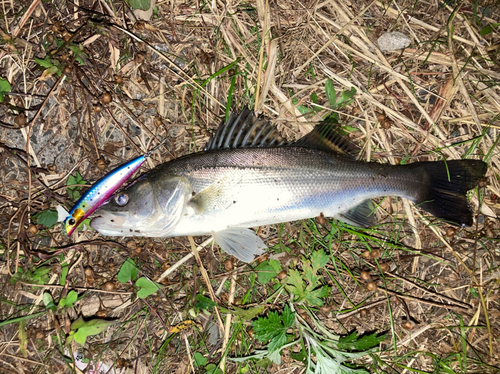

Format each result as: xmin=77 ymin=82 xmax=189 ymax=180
xmin=64 ymin=155 xmax=146 ymax=236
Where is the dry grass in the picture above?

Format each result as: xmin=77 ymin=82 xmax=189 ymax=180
xmin=0 ymin=0 xmax=499 ymax=373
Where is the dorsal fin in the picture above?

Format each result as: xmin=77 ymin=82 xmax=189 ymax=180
xmin=205 ymin=108 xmax=287 ymax=151
xmin=293 ymin=116 xmax=359 ymax=156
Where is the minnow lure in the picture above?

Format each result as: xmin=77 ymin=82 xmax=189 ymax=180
xmin=64 ymin=140 xmax=166 ymax=236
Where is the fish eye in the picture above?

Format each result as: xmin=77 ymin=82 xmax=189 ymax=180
xmin=68 ymin=218 xmax=76 ymax=226
xmin=115 ymin=192 xmax=130 ymax=206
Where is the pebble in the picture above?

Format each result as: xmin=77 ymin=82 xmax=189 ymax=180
xmin=377 ymin=31 xmax=411 ymax=52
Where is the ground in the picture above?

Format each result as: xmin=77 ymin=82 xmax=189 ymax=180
xmin=0 ymin=0 xmax=499 ymax=373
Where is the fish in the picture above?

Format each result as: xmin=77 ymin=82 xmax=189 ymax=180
xmin=64 ymin=139 xmax=167 ymax=236
xmin=90 ymin=108 xmax=488 ymax=262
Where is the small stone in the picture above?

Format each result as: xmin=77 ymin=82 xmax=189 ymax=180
xmin=377 ymin=31 xmax=411 ymax=52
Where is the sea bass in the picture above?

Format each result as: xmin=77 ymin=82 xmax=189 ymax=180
xmin=90 ymin=108 xmax=487 ymax=262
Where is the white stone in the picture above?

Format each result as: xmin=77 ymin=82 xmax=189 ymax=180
xmin=377 ymin=31 xmax=411 ymax=52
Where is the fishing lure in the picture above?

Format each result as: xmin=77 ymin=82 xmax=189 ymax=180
xmin=64 ymin=140 xmax=166 ymax=236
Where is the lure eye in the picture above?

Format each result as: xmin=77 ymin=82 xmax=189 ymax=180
xmin=115 ymin=192 xmax=130 ymax=206
xmin=67 ymin=218 xmax=76 ymax=226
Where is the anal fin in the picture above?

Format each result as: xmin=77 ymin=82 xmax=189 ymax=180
xmin=211 ymin=228 xmax=267 ymax=263
xmin=335 ymin=199 xmax=377 ymax=228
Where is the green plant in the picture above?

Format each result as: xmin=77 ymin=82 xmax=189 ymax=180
xmin=117 ymin=257 xmax=162 ymax=298
xmin=0 ymin=78 xmax=11 ymax=102
xmin=285 ymin=249 xmax=330 ymax=306
xmin=10 ymin=265 xmax=52 ymax=286
xmin=325 ymin=78 xmax=357 ymax=121
xmin=43 ymin=290 xmax=79 ymax=312
xmin=66 ymin=171 xmax=87 ymax=201
xmin=233 ymin=304 xmax=384 ymax=372
xmin=33 ymin=209 xmax=58 ymax=228
xmin=66 ymin=316 xmax=115 ymax=346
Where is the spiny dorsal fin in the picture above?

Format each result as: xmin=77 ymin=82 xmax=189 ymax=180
xmin=293 ymin=117 xmax=359 ymax=156
xmin=205 ymin=108 xmax=287 ymax=151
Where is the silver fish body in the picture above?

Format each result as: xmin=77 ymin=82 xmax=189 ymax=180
xmin=91 ymin=109 xmax=487 ymax=262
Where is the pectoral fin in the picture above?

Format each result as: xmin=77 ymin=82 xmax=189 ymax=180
xmin=211 ymin=228 xmax=267 ymax=263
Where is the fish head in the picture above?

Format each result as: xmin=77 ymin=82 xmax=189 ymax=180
xmin=90 ymin=175 xmax=188 ymax=237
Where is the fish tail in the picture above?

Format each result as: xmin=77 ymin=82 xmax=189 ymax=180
xmin=412 ymin=159 xmax=487 ymax=226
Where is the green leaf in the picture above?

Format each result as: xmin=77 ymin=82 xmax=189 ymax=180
xmin=193 ymin=352 xmax=207 ymax=367
xmin=255 ymin=260 xmax=281 ymax=284
xmin=67 ymin=171 xmax=86 ymax=189
xmin=282 ymin=304 xmax=295 ymax=327
xmin=33 ymin=209 xmax=58 ymax=227
xmin=337 ymin=331 xmax=386 ymax=351
xmin=63 ymin=290 xmax=78 ymax=308
xmin=71 ymin=316 xmax=115 ymax=346
xmin=0 ymin=78 xmax=11 ymax=102
xmin=304 ymin=285 xmax=330 ymax=306
xmin=0 ymin=78 xmax=10 ymax=93
xmin=325 ymin=78 xmax=337 ymax=107
xmin=303 ymin=262 xmax=319 ymax=286
xmin=311 ymin=249 xmax=330 ymax=272
xmin=67 ymin=189 xmax=81 ymax=201
xmin=126 ymin=0 xmax=151 ymax=10
xmin=117 ymin=257 xmax=138 ymax=283
xmin=285 ymin=269 xmax=305 ymax=299
xmin=135 ymin=277 xmax=161 ymax=298
xmin=43 ymin=292 xmax=57 ymax=311
xmin=42 ymin=292 xmax=53 ymax=306
xmin=35 ymin=57 xmax=54 ymax=68
xmin=10 ymin=268 xmax=23 ymax=285
xmin=480 ymin=23 xmax=499 ymax=36
xmin=204 ymin=363 xmax=223 ymax=374
xmin=219 ymin=305 xmax=265 ymax=321
xmin=60 ymin=261 xmax=69 ymax=286
xmin=31 ymin=266 xmax=52 ymax=284
xmin=196 ymin=294 xmax=217 ymax=310
xmin=336 ymin=87 xmax=357 ymax=108
xmin=480 ymin=25 xmax=493 ymax=35
xmin=252 ymin=305 xmax=295 ymax=356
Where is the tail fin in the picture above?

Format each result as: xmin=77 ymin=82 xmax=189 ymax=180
xmin=413 ymin=160 xmax=487 ymax=226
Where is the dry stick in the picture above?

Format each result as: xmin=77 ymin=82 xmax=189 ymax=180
xmin=335 ymin=298 xmax=388 ymax=320
xmin=293 ymin=0 xmax=377 ymax=77
xmin=253 ymin=0 xmax=268 ymax=112
xmin=375 ymin=267 xmax=471 ymax=310
xmin=220 ymin=272 xmax=237 ymax=372
xmin=19 ymin=282 xmax=133 ymax=294
xmin=417 ymin=213 xmax=494 ymax=356
xmin=156 ymin=237 xmax=213 ymax=282
xmin=187 ymin=237 xmax=225 ymax=332
xmin=381 ymin=288 xmax=469 ymax=313
xmin=340 ymin=2 xmax=441 ymax=137
xmin=257 ymin=40 xmax=278 ymax=113
xmin=313 ymin=13 xmax=444 ymax=101
xmin=183 ymin=332 xmax=196 ymax=374
xmin=374 ymin=0 xmax=477 ymax=46
xmin=396 ymin=311 xmax=449 ymax=348
xmin=0 ymin=353 xmax=48 ymax=367
xmin=110 ymin=24 xmax=224 ymax=108
xmin=103 ymin=107 xmax=143 ymax=154
xmin=442 ymin=1 xmax=492 ymax=67
xmin=321 ymin=67 xmax=459 ymax=159
xmin=447 ymin=14 xmax=482 ymax=133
